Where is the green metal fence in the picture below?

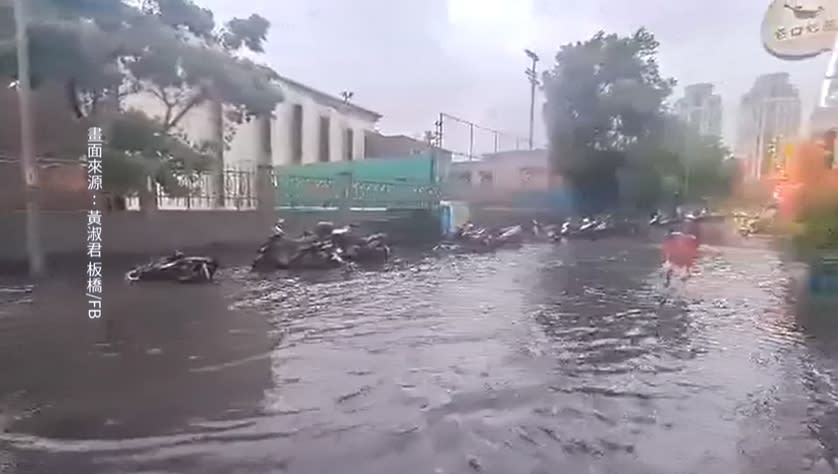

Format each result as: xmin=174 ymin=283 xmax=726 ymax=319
xmin=274 ymin=172 xmax=440 ymax=210
xmin=273 ymin=157 xmax=442 ymax=210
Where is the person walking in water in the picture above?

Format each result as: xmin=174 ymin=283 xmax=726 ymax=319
xmin=662 ymin=228 xmax=699 ymax=287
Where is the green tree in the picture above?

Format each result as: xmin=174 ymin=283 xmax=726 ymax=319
xmin=681 ymin=136 xmax=736 ymax=203
xmin=619 ymin=114 xmax=735 ymax=211
xmin=0 ymin=0 xmax=282 ymax=205
xmin=542 ymin=28 xmax=676 ymax=215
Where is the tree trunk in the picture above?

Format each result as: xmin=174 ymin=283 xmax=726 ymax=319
xmin=138 ymin=176 xmax=158 ymax=214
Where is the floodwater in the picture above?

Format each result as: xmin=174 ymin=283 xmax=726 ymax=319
xmin=2 ymin=240 xmax=838 ymax=473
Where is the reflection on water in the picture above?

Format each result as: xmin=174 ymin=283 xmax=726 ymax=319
xmin=1 ymin=241 xmax=838 ymax=473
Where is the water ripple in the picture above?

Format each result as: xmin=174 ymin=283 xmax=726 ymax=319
xmin=2 ymin=242 xmax=838 ymax=473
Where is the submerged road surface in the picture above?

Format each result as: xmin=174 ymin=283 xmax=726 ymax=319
xmin=1 ymin=241 xmax=838 ymax=473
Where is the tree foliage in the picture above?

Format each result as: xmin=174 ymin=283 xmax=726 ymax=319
xmin=785 ymin=143 xmax=838 ymax=253
xmin=618 ymin=114 xmax=735 ymax=211
xmin=543 ymin=28 xmax=676 ymax=214
xmin=0 ymin=0 xmax=283 ymax=196
xmin=543 ymin=28 xmax=735 ymax=214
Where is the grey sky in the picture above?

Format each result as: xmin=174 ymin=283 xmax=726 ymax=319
xmin=199 ymin=0 xmax=829 ymax=155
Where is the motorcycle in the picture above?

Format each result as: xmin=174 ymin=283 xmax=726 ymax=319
xmin=252 ymin=219 xmax=344 ymax=271
xmin=436 ymin=223 xmax=497 ymax=253
xmin=559 ymin=220 xmax=574 ymax=239
xmin=578 ymin=217 xmax=597 ymax=234
xmin=495 ymin=225 xmax=524 ymax=247
xmin=738 ymin=218 xmax=759 ymax=237
xmin=126 ymin=251 xmax=218 ymax=283
xmin=290 ymin=240 xmax=346 ymax=269
xmin=531 ymin=220 xmax=543 ymax=239
xmin=649 ymin=213 xmax=682 ymax=227
xmin=558 ymin=217 xmax=600 ymax=240
xmin=545 ymin=225 xmax=562 ymax=242
xmin=529 ymin=219 xmax=563 ymax=242
xmin=591 ymin=218 xmax=611 ymax=240
xmin=328 ymin=224 xmax=391 ymax=263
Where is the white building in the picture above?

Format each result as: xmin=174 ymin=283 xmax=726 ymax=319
xmin=674 ymin=83 xmax=722 ymax=138
xmin=122 ymin=75 xmax=382 ymax=209
xmin=262 ymin=76 xmax=382 ymax=166
xmin=124 ymin=75 xmax=382 ymax=170
xmin=735 ymin=73 xmax=801 ymax=180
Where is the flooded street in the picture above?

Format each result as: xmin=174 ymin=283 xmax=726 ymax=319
xmin=2 ymin=241 xmax=838 ymax=473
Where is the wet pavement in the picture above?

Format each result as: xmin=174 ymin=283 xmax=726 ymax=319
xmin=1 ymin=240 xmax=838 ymax=473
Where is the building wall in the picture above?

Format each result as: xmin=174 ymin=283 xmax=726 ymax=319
xmin=446 ymin=150 xmax=553 ymax=202
xmin=364 ymin=132 xmax=454 ymax=182
xmin=272 ymin=83 xmax=375 ymax=166
xmin=735 ymin=73 xmax=802 ymax=180
xmin=675 ymin=83 xmax=723 ymax=138
xmin=121 ymin=80 xmax=379 ymax=171
xmin=449 ymin=150 xmax=550 ymax=189
xmin=364 ymin=133 xmax=454 ymax=162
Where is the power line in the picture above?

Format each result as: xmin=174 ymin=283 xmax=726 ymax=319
xmin=437 ymin=112 xmax=531 ymax=160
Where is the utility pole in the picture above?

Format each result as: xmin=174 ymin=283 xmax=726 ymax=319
xmin=436 ymin=113 xmax=444 ymax=150
xmin=14 ymin=0 xmax=45 ymax=277
xmin=755 ymin=106 xmax=766 ymax=181
xmin=525 ymin=49 xmax=540 ymax=151
xmin=468 ymin=123 xmax=474 ymax=160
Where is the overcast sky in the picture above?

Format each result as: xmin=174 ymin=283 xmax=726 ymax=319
xmin=198 ymin=0 xmax=829 ymax=156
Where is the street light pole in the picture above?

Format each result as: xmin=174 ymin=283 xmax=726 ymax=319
xmin=14 ymin=0 xmax=45 ymax=277
xmin=525 ymin=49 xmax=540 ymax=151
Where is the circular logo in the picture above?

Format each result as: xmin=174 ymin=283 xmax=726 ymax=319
xmin=762 ymin=0 xmax=838 ymax=59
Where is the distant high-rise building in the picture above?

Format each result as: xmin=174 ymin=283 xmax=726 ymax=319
xmin=674 ymin=83 xmax=722 ymax=138
xmin=735 ymin=73 xmax=801 ymax=180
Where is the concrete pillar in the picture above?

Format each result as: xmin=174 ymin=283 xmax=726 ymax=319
xmin=336 ymin=171 xmax=353 ymax=225
xmin=256 ymin=114 xmax=276 ymax=221
xmin=210 ymin=97 xmax=225 ymax=209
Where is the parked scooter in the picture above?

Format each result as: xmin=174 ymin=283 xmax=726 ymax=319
xmin=126 ymin=251 xmax=219 ymax=283
xmin=436 ymin=222 xmax=506 ymax=252
xmin=252 ymin=219 xmax=344 ymax=271
xmin=495 ymin=225 xmax=524 ymax=247
xmin=559 ymin=217 xmax=604 ymax=240
xmin=649 ymin=212 xmax=682 ymax=227
xmin=531 ymin=220 xmax=561 ymax=242
xmin=328 ymin=224 xmax=391 ymax=263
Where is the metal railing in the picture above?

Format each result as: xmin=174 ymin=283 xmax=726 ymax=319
xmin=125 ymin=168 xmax=258 ymax=211
xmin=0 ymin=156 xmax=442 ymax=212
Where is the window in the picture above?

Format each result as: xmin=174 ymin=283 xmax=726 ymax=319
xmin=520 ymin=167 xmax=534 ymax=186
xmin=319 ymin=116 xmax=330 ymax=162
xmin=260 ymin=116 xmax=272 ymax=156
xmin=520 ymin=167 xmax=545 ymax=186
xmin=344 ymin=128 xmax=354 ymax=161
xmin=479 ymin=170 xmax=493 ymax=186
xmin=454 ymin=171 xmax=472 ymax=184
xmin=290 ymin=104 xmax=303 ymax=164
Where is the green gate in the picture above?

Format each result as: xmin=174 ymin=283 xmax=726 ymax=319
xmin=274 ymin=155 xmax=441 ymax=210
